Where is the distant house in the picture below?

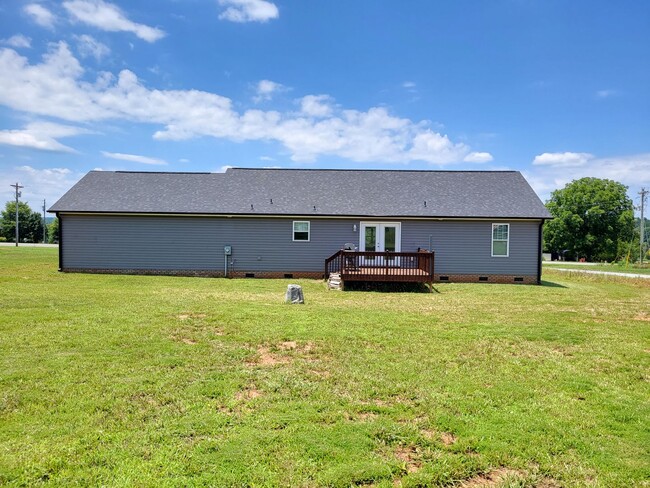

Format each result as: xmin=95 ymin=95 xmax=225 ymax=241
xmin=49 ymin=168 xmax=551 ymax=284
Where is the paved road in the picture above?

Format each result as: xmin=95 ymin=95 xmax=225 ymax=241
xmin=547 ymin=267 xmax=650 ymax=279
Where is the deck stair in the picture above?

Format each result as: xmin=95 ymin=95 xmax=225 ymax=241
xmin=327 ymin=272 xmax=343 ymax=290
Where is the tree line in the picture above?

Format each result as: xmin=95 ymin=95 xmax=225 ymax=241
xmin=0 ymin=201 xmax=59 ymax=243
xmin=544 ymin=177 xmax=648 ymax=263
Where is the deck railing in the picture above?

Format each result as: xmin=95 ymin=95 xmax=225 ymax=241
xmin=325 ymin=250 xmax=435 ymax=283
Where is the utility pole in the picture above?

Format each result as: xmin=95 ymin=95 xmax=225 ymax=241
xmin=10 ymin=183 xmax=23 ymax=247
xmin=42 ymin=199 xmax=47 ymax=244
xmin=640 ymin=188 xmax=648 ymax=264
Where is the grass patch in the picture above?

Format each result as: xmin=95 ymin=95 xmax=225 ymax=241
xmin=1 ymin=248 xmax=649 ymax=486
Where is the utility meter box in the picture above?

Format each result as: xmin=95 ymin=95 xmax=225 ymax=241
xmin=224 ymin=245 xmax=232 ymax=256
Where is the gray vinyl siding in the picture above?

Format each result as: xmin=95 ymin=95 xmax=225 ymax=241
xmin=62 ymin=215 xmax=540 ymax=276
xmin=62 ymin=215 xmax=356 ymax=272
xmin=402 ymin=220 xmax=540 ymax=276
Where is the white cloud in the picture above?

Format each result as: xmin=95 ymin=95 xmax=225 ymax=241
xmin=526 ymin=153 xmax=650 ymax=202
xmin=533 ymin=152 xmax=593 ymax=167
xmin=74 ymin=34 xmax=110 ymax=60
xmin=63 ymin=0 xmax=165 ymax=42
xmin=253 ymin=79 xmax=285 ymax=102
xmin=24 ymin=4 xmax=56 ymax=28
xmin=463 ymin=151 xmax=493 ymax=163
xmin=299 ymin=95 xmax=333 ymax=118
xmin=259 ymin=156 xmax=275 ymax=161
xmin=179 ymin=158 xmax=189 ymax=163
xmin=0 ymin=121 xmax=91 ymax=153
xmin=0 ymin=130 xmax=73 ymax=152
xmin=217 ymin=165 xmax=234 ymax=172
xmin=401 ymin=81 xmax=418 ymax=98
xmin=0 ymin=43 xmax=489 ymax=166
xmin=218 ymin=0 xmax=279 ymax=23
xmin=596 ymin=89 xmax=618 ymax=99
xmin=101 ymin=151 xmax=168 ymax=165
xmin=3 ymin=35 xmax=32 ymax=49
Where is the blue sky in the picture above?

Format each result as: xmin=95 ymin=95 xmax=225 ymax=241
xmin=0 ymin=0 xmax=649 ymax=210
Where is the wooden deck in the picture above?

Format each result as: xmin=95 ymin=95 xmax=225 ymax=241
xmin=325 ymin=250 xmax=435 ymax=287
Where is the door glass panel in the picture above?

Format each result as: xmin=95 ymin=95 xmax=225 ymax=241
xmin=384 ymin=226 xmax=396 ymax=252
xmin=365 ymin=226 xmax=376 ymax=252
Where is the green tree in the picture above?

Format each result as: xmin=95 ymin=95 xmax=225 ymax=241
xmin=48 ymin=217 xmax=59 ymax=243
xmin=544 ymin=178 xmax=634 ymax=262
xmin=0 ymin=201 xmax=44 ymax=243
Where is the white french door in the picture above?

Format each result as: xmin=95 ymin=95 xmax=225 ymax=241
xmin=359 ymin=222 xmax=401 ymax=266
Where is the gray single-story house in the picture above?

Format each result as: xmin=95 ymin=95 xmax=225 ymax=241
xmin=49 ymin=168 xmax=551 ymax=284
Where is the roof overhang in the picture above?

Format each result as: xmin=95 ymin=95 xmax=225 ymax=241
xmin=54 ymin=211 xmax=551 ymax=221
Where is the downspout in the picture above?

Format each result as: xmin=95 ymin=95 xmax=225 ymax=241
xmin=58 ymin=213 xmax=63 ymax=272
xmin=537 ymin=220 xmax=543 ymax=284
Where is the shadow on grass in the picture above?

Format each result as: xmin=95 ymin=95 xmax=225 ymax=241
xmin=540 ymin=280 xmax=567 ymax=288
xmin=343 ymin=281 xmax=435 ymax=293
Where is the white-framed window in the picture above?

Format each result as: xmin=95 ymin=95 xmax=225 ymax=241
xmin=293 ymin=221 xmax=310 ymax=242
xmin=492 ymin=223 xmax=509 ymax=257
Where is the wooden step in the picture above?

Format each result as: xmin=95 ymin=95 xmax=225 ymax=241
xmin=327 ymin=272 xmax=343 ymax=290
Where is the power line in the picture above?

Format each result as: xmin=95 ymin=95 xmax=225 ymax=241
xmin=42 ymin=199 xmax=47 ymax=244
xmin=640 ymin=187 xmax=648 ymax=264
xmin=9 ymin=183 xmax=23 ymax=247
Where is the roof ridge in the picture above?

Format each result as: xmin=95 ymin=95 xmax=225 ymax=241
xmin=112 ymin=171 xmax=213 ymax=174
xmin=229 ymin=168 xmax=519 ymax=173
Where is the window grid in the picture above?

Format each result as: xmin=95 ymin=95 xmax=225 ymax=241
xmin=492 ymin=223 xmax=509 ymax=257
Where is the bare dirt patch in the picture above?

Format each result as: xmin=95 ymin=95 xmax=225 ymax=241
xmin=460 ymin=468 xmax=523 ymax=487
xmin=279 ymin=340 xmax=315 ymax=353
xmin=247 ymin=341 xmax=317 ymax=367
xmin=176 ymin=312 xmax=207 ymax=321
xmin=235 ymin=387 xmax=262 ymax=401
xmin=420 ymin=428 xmax=436 ymax=440
xmin=256 ymin=346 xmax=289 ymax=366
xmin=357 ymin=412 xmax=378 ymax=422
xmin=420 ymin=428 xmax=456 ymax=445
xmin=394 ymin=445 xmax=421 ymax=474
xmin=634 ymin=312 xmax=650 ymax=322
xmin=308 ymin=368 xmax=331 ymax=378
xmin=536 ymin=478 xmax=562 ymax=488
xmin=170 ymin=333 xmax=198 ymax=345
xmin=441 ymin=432 xmax=457 ymax=446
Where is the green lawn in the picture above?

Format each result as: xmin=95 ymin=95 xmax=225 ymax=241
xmin=1 ymin=248 xmax=648 ymax=487
xmin=543 ymin=262 xmax=650 ymax=275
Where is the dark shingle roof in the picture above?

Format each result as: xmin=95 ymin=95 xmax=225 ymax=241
xmin=49 ymin=168 xmax=551 ymax=219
